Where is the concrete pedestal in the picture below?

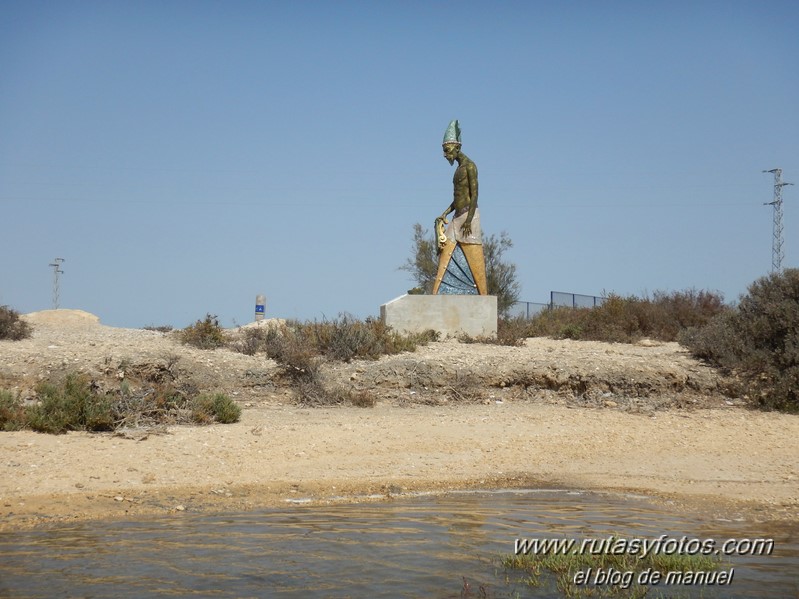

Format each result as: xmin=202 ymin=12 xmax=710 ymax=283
xmin=380 ymin=294 xmax=497 ymax=339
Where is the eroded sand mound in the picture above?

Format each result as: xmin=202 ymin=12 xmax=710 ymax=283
xmin=22 ymin=309 xmax=101 ymax=328
xmin=0 ymin=314 xmax=797 ymax=529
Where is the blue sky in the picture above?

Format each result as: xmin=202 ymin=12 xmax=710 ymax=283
xmin=1 ymin=1 xmax=797 ymax=328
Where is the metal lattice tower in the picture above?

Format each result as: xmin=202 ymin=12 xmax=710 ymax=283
xmin=763 ymin=169 xmax=793 ymax=273
xmin=49 ymin=258 xmax=65 ymax=309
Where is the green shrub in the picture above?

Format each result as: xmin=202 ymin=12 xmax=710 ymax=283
xmin=560 ymin=323 xmax=584 ymax=340
xmin=180 ymin=314 xmax=227 ymax=349
xmin=680 ymin=269 xmax=799 ymax=412
xmin=0 ymin=306 xmax=31 ymax=341
xmin=0 ymin=390 xmax=26 ymax=431
xmin=27 ymin=374 xmax=115 ymax=434
xmin=2 ymin=372 xmax=245 ymax=434
xmin=191 ymin=393 xmax=241 ymax=424
xmin=678 ymin=310 xmax=741 ymax=363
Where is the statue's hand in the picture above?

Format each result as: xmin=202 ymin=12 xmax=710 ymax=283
xmin=435 ymin=216 xmax=448 ymax=248
xmin=461 ymin=220 xmax=473 ymax=237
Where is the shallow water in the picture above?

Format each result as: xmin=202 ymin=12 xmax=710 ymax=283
xmin=0 ymin=490 xmax=796 ymax=598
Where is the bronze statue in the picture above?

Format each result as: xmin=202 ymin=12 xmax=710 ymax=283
xmin=433 ymin=120 xmax=488 ymax=295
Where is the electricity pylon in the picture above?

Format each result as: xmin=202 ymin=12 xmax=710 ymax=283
xmin=49 ymin=258 xmax=65 ymax=309
xmin=763 ymin=169 xmax=793 ymax=273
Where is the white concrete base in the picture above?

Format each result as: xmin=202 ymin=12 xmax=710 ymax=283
xmin=380 ymin=294 xmax=497 ymax=339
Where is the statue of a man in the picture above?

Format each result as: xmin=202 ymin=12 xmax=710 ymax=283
xmin=432 ymin=120 xmax=488 ymax=295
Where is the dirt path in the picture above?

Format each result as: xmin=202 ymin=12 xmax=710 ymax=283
xmin=1 ymin=310 xmax=797 ymax=530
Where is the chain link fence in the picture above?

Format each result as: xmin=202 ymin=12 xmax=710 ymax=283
xmin=510 ymin=291 xmax=606 ymax=319
xmin=550 ymin=291 xmax=606 ymax=309
xmin=507 ymin=301 xmax=550 ymax=319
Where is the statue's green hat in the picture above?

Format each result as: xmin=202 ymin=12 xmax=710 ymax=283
xmin=442 ymin=119 xmax=461 ymax=145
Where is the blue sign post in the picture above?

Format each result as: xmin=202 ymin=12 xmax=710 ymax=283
xmin=255 ymin=294 xmax=266 ymax=321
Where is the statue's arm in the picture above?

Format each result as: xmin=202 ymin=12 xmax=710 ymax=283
xmin=439 ymin=201 xmax=454 ymax=221
xmin=465 ymin=162 xmax=478 ymax=224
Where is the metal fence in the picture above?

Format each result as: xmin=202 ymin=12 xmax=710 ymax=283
xmin=507 ymin=301 xmax=550 ymax=319
xmin=550 ymin=291 xmax=606 ymax=309
xmin=510 ymin=291 xmax=606 ymax=319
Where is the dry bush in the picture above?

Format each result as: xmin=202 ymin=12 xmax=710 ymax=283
xmin=226 ymin=315 xmax=437 ymax=407
xmin=0 ymin=306 xmax=31 ymax=341
xmin=288 ymin=314 xmax=438 ymax=362
xmin=143 ymin=324 xmax=173 ymax=333
xmin=234 ymin=315 xmax=437 ymax=362
xmin=444 ymin=372 xmax=484 ymax=402
xmin=524 ymin=306 xmax=589 ymax=340
xmin=523 ymin=290 xmax=726 ymax=343
xmin=460 ymin=317 xmax=529 ymax=346
xmin=349 ymin=390 xmax=377 ymax=408
xmin=180 ymin=314 xmax=226 ymax=349
xmin=230 ymin=327 xmax=270 ymax=356
xmin=257 ymin=324 xmax=330 ymax=404
xmin=291 ymin=383 xmax=376 ymax=408
xmin=113 ymin=381 xmax=191 ymax=429
xmin=252 ymin=316 xmax=424 ymax=406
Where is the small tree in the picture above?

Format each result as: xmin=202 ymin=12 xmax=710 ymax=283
xmin=0 ymin=306 xmax=31 ymax=341
xmin=401 ymin=223 xmax=439 ymax=295
xmin=400 ymin=223 xmax=521 ymax=317
xmin=484 ymin=231 xmax=522 ymax=317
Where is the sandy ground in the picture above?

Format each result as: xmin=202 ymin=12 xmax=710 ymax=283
xmin=0 ymin=310 xmax=797 ymax=530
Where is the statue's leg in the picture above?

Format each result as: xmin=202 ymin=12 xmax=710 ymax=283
xmin=460 ymin=243 xmax=488 ymax=295
xmin=432 ymin=240 xmax=457 ymax=294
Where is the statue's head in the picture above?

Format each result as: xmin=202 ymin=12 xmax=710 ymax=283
xmin=442 ymin=119 xmax=462 ymax=165
xmin=442 ymin=143 xmax=460 ymax=165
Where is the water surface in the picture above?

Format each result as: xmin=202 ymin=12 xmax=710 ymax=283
xmin=1 ymin=490 xmax=796 ymax=598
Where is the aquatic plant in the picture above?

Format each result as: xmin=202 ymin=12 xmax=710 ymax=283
xmin=501 ymin=534 xmax=724 ymax=598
